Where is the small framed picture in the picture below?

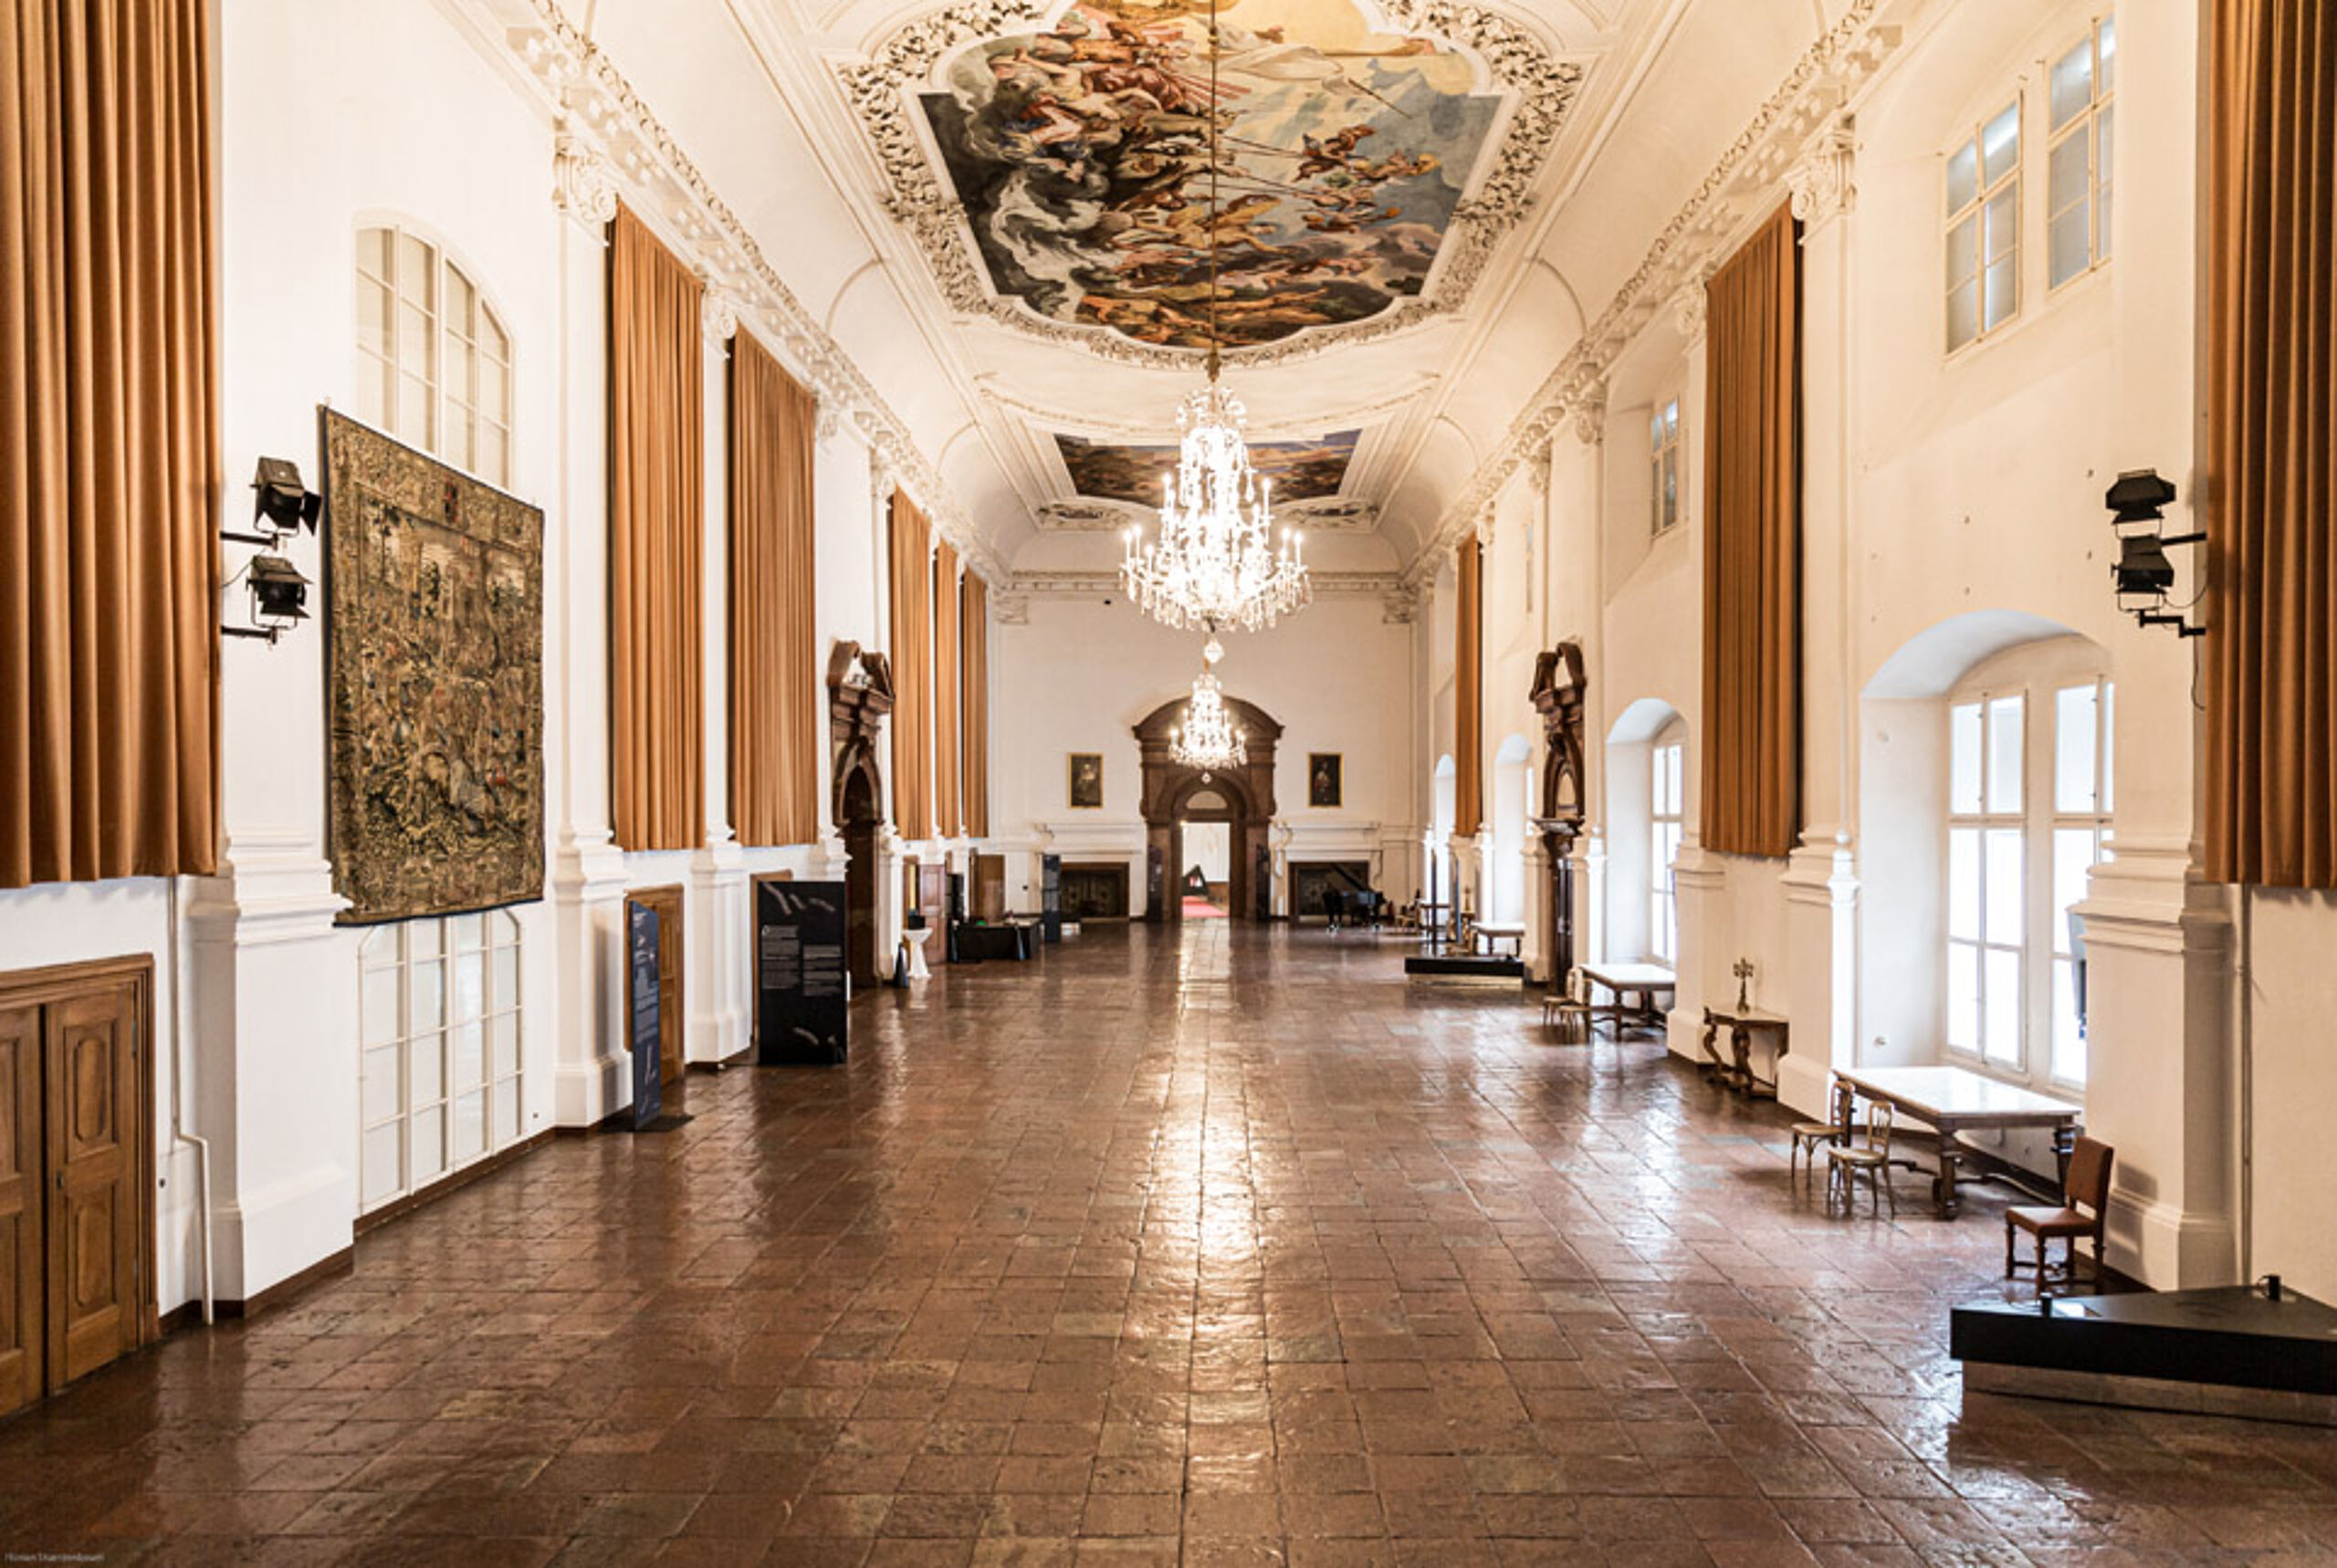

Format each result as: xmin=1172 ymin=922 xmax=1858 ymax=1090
xmin=1068 ymin=752 xmax=1104 ymax=810
xmin=1308 ymin=752 xmax=1343 ymax=809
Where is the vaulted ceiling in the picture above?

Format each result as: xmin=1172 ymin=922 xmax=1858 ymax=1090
xmin=513 ymin=0 xmax=1881 ymax=577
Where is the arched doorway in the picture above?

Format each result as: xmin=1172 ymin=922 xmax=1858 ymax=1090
xmin=834 ymin=737 xmax=883 ymax=988
xmin=1134 ymin=695 xmax=1283 ymax=923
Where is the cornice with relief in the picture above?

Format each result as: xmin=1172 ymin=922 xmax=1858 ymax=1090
xmin=1401 ymin=1 xmax=1900 ymax=587
xmin=505 ymin=0 xmax=1012 ymax=588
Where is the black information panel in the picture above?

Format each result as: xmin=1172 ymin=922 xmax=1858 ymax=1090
xmin=1041 ymin=854 xmax=1062 ymax=943
xmin=757 ymin=880 xmax=849 ymax=1065
xmin=627 ymin=901 xmax=663 ymax=1129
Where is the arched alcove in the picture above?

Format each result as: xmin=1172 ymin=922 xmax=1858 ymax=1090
xmin=1492 ymin=734 xmax=1533 ymax=924
xmin=1605 ymin=696 xmax=1685 ymax=964
xmin=1133 ymin=695 xmax=1283 ymax=922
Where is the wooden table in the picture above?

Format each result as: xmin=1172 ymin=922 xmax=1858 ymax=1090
xmin=1700 ymin=1004 xmax=1788 ymax=1097
xmin=1831 ymin=1065 xmax=2082 ymax=1219
xmin=1472 ymin=921 xmax=1525 ymax=956
xmin=1579 ymin=961 xmax=1676 ymax=1036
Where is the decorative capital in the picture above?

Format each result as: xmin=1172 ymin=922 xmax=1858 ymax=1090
xmin=551 ymin=134 xmax=618 ymax=227
xmin=1525 ymin=441 xmax=1553 ymax=499
xmin=702 ymin=289 xmax=739 ymax=344
xmin=1382 ymin=580 xmax=1428 ymax=624
xmin=815 ymin=402 xmax=844 ymax=447
xmin=1787 ymin=118 xmax=1857 ymax=228
xmin=1569 ymin=384 xmax=1608 ymax=446
xmin=1672 ymin=280 xmax=1708 ymax=340
xmin=1472 ymin=504 xmax=1498 ymax=547
xmin=992 ymin=592 xmax=1030 ymax=625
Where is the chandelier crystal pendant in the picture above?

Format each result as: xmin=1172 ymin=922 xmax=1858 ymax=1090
xmin=1168 ymin=637 xmax=1248 ymax=779
xmin=1118 ymin=0 xmax=1310 ymax=635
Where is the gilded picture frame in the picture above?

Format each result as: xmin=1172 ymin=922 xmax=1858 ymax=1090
xmin=1308 ymin=753 xmax=1343 ymax=810
xmin=1068 ymin=752 xmax=1104 ymax=810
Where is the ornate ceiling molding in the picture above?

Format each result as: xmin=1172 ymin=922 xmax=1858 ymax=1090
xmin=1402 ymin=0 xmax=1903 ymax=587
xmin=503 ymin=0 xmax=1011 ymax=586
xmin=1007 ymin=567 xmax=1400 ymax=598
xmin=837 ymin=0 xmax=1584 ymax=370
xmin=1033 ymin=495 xmax=1379 ymax=532
xmin=1787 ymin=116 xmax=1858 ymax=228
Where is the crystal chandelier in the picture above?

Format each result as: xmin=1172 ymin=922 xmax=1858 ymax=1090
xmin=1168 ymin=638 xmax=1247 ymax=778
xmin=1118 ymin=0 xmax=1309 ymax=635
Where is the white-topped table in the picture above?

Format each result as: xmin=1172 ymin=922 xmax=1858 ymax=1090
xmin=1472 ymin=921 xmax=1525 ymax=956
xmin=1832 ymin=1064 xmax=2083 ymax=1219
xmin=1578 ymin=961 xmax=1676 ymax=1035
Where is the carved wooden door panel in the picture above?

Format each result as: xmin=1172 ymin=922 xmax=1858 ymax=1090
xmin=45 ymin=980 xmax=141 ymax=1389
xmin=0 ymin=1004 xmax=40 ymax=1416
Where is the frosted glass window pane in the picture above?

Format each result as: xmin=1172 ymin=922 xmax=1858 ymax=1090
xmin=355 ymin=355 xmax=391 ymax=428
xmin=490 ymin=1011 xmax=519 ymax=1079
xmin=454 ymin=952 xmax=485 ymax=1024
xmin=1665 ymin=747 xmax=1683 ymax=810
xmin=2097 ymin=110 xmax=2114 ymax=259
xmin=1949 ymin=828 xmax=1982 ymax=941
xmin=1984 ymin=256 xmax=2017 ymax=331
xmin=484 ymin=311 xmax=509 ymax=364
xmin=1948 ymin=944 xmax=1980 ymax=1052
xmin=412 ymin=1028 xmax=443 ymax=1104
xmin=481 ymin=424 xmax=509 ymax=486
xmin=362 ymin=1124 xmax=403 ymax=1207
xmin=1946 ymin=215 xmax=1979 ymax=287
xmin=1985 ymin=947 xmax=2022 ymax=1064
xmin=1986 ymin=188 xmax=2018 ymax=262
xmin=357 ymin=227 xmax=393 ymax=279
xmin=445 ymin=419 xmax=474 ymax=473
xmin=397 ymin=301 xmax=434 ymax=372
xmin=2050 ymin=37 xmax=2093 ymax=130
xmin=2101 ymin=683 xmax=2116 ymax=810
xmin=1946 ymin=141 xmax=1978 ymax=214
xmin=1987 ymin=696 xmax=2024 ymax=811
xmin=445 ymin=267 xmax=475 ymax=328
xmin=362 ymin=1045 xmax=402 ymax=1125
xmin=2055 ymin=685 xmax=2100 ymax=811
xmin=1986 ymin=829 xmax=2025 ymax=945
xmin=398 ymin=373 xmax=434 ymax=444
xmin=362 ymin=965 xmax=400 ymax=1044
xmin=2053 ymin=829 xmax=2098 ymax=956
xmin=1947 ymin=284 xmax=1980 ymax=352
xmin=1950 ymin=703 xmax=1983 ymax=812
xmin=410 ymin=960 xmax=444 ymax=1030
xmin=396 ymin=233 xmax=434 ymax=302
xmin=409 ymin=919 xmax=440 ymax=959
xmin=412 ymin=1105 xmax=445 ymax=1181
xmin=357 ymin=277 xmax=392 ymax=359
xmin=1982 ymin=105 xmax=2019 ymax=184
xmin=449 ymin=912 xmax=482 ymax=953
xmin=492 ymin=944 xmax=519 ymax=1008
xmin=453 ymin=1019 xmax=486 ymax=1093
xmin=498 ymin=1084 xmax=522 ymax=1145
xmin=2098 ymin=17 xmax=2116 ymax=92
xmin=481 ymin=356 xmax=508 ymax=423
xmin=2049 ymin=204 xmax=2088 ymax=288
xmin=455 ymin=1092 xmax=487 ymax=1161
xmin=2052 ymin=960 xmax=2086 ymax=1084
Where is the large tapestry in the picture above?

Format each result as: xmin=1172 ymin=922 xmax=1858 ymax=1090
xmin=323 ymin=410 xmax=544 ymax=924
xmin=919 ymin=0 xmax=1501 ymax=350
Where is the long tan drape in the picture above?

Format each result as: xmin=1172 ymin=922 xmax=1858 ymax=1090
xmin=608 ymin=204 xmax=705 ymax=852
xmin=962 ymin=572 xmax=990 ymax=839
xmin=888 ymin=490 xmax=932 ymax=840
xmin=1454 ymin=537 xmax=1483 ymax=838
xmin=2206 ymin=0 xmax=2337 ymax=886
xmin=1700 ymin=204 xmax=1802 ymax=859
xmin=2 ymin=1 xmax=219 ymax=890
xmin=727 ymin=331 xmax=819 ymax=848
xmin=933 ymin=539 xmax=961 ymax=840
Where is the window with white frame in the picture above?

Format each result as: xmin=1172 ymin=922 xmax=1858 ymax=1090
xmin=1651 ymin=735 xmax=1683 ymax=964
xmin=354 ymin=226 xmax=512 ymax=485
xmin=2048 ymin=17 xmax=2116 ymax=289
xmin=1945 ymin=101 xmax=2021 ymax=352
xmin=1945 ymin=660 xmax=2112 ymax=1087
xmin=1649 ymin=398 xmax=1681 ymax=537
xmin=359 ymin=910 xmax=526 ymax=1215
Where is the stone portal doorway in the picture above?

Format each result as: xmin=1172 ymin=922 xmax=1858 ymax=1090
xmin=1134 ymin=695 xmax=1283 ymax=923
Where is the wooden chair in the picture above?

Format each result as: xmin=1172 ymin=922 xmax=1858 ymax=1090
xmin=1788 ymin=1093 xmax=1862 ymax=1186
xmin=1541 ymin=967 xmax=1594 ymax=1043
xmin=1826 ymin=1101 xmax=1896 ymax=1218
xmin=2006 ymin=1136 xmax=2114 ymax=1291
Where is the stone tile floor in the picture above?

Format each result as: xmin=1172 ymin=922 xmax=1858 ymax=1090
xmin=5 ymin=921 xmax=2334 ymax=1565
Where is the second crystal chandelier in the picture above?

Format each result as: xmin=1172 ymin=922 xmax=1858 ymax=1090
xmin=1118 ymin=0 xmax=1309 ymax=635
xmin=1168 ymin=638 xmax=1247 ymax=778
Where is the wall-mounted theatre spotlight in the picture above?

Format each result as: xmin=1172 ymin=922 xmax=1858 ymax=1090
xmin=221 ymin=456 xmax=321 ymax=644
xmin=2104 ymin=468 xmax=2203 ymax=637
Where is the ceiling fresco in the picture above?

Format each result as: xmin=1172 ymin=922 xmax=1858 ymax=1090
xmin=1057 ymin=427 xmax=1360 ymax=503
xmin=918 ymin=0 xmax=1500 ymax=351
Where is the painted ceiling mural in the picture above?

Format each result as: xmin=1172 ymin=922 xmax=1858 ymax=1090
xmin=1058 ymin=428 xmax=1359 ymax=503
xmin=917 ymin=0 xmax=1501 ymax=351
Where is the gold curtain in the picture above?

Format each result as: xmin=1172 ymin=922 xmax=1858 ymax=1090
xmin=887 ymin=489 xmax=932 ymax=840
xmin=962 ymin=571 xmax=990 ymax=839
xmin=726 ymin=331 xmax=819 ymax=847
xmin=1699 ymin=203 xmax=1802 ymax=859
xmin=2206 ymin=0 xmax=2337 ymax=886
xmin=608 ymin=204 xmax=704 ymax=852
xmin=1 ymin=0 xmax=219 ymax=890
xmin=1454 ymin=536 xmax=1483 ymax=838
xmin=933 ymin=539 xmax=961 ymax=840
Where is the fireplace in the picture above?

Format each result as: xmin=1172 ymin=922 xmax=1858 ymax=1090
xmin=1061 ymin=862 xmax=1130 ymax=921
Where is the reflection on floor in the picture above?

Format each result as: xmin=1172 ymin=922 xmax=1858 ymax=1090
xmin=1180 ymin=896 xmax=1227 ymax=920
xmin=5 ymin=920 xmax=2332 ymax=1564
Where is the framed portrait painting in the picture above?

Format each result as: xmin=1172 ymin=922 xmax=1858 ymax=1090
xmin=1308 ymin=753 xmax=1343 ymax=809
xmin=1068 ymin=752 xmax=1104 ymax=810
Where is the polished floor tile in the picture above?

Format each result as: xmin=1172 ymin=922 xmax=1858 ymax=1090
xmin=4 ymin=921 xmax=2332 ymax=1565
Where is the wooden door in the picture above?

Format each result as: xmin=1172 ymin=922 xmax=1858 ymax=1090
xmin=973 ymin=855 xmax=1006 ymax=924
xmin=0 ymin=1005 xmax=40 ymax=1417
xmin=45 ymin=979 xmax=141 ymax=1389
xmin=632 ymin=887 xmax=686 ymax=1085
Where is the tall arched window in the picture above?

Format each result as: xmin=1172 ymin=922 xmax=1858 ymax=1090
xmin=1944 ymin=643 xmax=2112 ymax=1088
xmin=1650 ymin=724 xmax=1684 ymax=964
xmin=354 ymin=225 xmax=512 ymax=485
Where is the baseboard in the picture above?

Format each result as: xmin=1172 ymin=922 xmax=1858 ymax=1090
xmin=208 ymin=1246 xmax=355 ymax=1322
xmin=352 ymin=1128 xmax=557 ymax=1237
